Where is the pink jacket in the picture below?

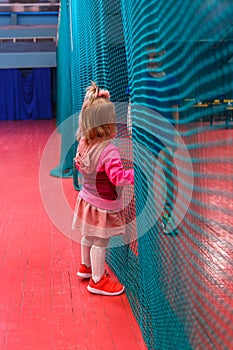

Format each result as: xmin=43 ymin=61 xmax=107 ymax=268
xmin=75 ymin=138 xmax=134 ymax=210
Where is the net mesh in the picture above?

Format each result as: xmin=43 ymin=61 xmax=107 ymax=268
xmin=56 ymin=0 xmax=233 ymax=349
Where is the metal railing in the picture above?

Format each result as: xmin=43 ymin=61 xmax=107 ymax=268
xmin=0 ymin=2 xmax=60 ymax=13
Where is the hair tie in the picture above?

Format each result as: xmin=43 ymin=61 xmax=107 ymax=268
xmin=98 ymin=89 xmax=110 ymax=99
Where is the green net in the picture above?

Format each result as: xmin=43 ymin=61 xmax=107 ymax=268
xmin=56 ymin=0 xmax=233 ymax=349
xmin=49 ymin=0 xmax=74 ymax=178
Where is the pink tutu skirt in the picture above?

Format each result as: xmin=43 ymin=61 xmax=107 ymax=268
xmin=72 ymin=196 xmax=126 ymax=239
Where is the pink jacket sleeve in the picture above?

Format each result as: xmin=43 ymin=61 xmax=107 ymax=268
xmin=98 ymin=145 xmax=134 ymax=186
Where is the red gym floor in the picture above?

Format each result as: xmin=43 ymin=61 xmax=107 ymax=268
xmin=0 ymin=120 xmax=147 ymax=350
xmin=1 ymin=119 xmax=233 ymax=349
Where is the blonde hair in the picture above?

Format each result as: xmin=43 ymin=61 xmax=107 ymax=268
xmin=77 ymin=82 xmax=116 ymax=143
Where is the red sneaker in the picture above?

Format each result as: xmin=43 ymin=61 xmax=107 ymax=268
xmin=77 ymin=265 xmax=109 ymax=279
xmin=77 ymin=264 xmax=92 ymax=279
xmin=87 ymin=274 xmax=125 ymax=296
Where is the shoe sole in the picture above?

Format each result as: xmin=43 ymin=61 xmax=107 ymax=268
xmin=77 ymin=272 xmax=92 ymax=278
xmin=87 ymin=285 xmax=125 ymax=296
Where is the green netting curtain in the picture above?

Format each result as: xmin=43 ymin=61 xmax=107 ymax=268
xmin=55 ymin=0 xmax=233 ymax=349
xmin=50 ymin=0 xmax=74 ymax=178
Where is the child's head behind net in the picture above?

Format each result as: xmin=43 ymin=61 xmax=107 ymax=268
xmin=78 ymin=81 xmax=116 ymax=143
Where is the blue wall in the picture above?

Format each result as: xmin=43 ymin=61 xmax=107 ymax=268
xmin=0 ymin=11 xmax=58 ymax=26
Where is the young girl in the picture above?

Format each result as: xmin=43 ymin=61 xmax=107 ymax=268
xmin=72 ymin=82 xmax=134 ymax=296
